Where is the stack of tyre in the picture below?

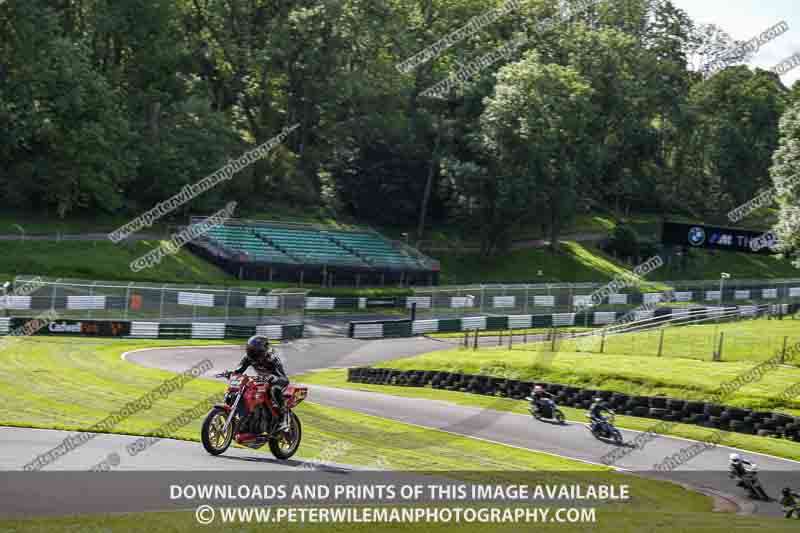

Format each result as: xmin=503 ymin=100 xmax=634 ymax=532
xmin=430 ymin=372 xmax=461 ymax=391
xmin=346 ymin=367 xmax=800 ymax=441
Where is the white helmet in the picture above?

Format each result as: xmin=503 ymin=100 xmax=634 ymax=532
xmin=533 ymin=385 xmax=544 ymax=393
xmin=729 ymin=453 xmax=740 ymax=462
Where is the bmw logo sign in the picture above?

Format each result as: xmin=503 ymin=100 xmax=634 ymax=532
xmin=688 ymin=226 xmax=705 ymax=246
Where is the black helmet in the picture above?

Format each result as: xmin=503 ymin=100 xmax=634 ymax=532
xmin=246 ymin=335 xmax=270 ymax=358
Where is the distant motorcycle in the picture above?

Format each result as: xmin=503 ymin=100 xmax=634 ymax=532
xmin=730 ymin=463 xmax=770 ymax=501
xmin=586 ymin=413 xmax=623 ymax=445
xmin=525 ymin=396 xmax=566 ymax=424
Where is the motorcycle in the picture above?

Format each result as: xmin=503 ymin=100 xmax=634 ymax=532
xmin=782 ymin=501 xmax=800 ymax=519
xmin=586 ymin=413 xmax=623 ymax=445
xmin=730 ymin=463 xmax=770 ymax=501
xmin=525 ymin=396 xmax=566 ymax=424
xmin=201 ymin=372 xmax=307 ymax=459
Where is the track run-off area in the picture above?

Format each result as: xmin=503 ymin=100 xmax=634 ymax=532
xmin=3 ymin=334 xmax=800 ymax=519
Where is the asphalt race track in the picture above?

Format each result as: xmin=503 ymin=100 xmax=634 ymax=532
xmin=3 ymin=335 xmax=800 ymax=518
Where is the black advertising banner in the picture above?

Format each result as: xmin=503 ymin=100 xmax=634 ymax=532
xmin=10 ymin=318 xmax=131 ymax=337
xmin=661 ymin=221 xmax=778 ymax=255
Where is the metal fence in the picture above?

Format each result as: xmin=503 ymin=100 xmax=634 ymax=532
xmin=411 ymin=278 xmax=800 ymax=318
xmin=445 ymin=305 xmax=799 ymax=364
xmin=0 ymin=277 xmax=307 ymax=325
xmin=3 ymin=276 xmax=800 ymax=326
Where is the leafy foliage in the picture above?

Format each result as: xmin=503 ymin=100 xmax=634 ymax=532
xmin=0 ymin=0 xmax=796 ymax=261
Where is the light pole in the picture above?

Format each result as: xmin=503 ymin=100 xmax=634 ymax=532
xmin=1 ymin=281 xmax=10 ymax=317
xmin=719 ymin=272 xmax=730 ymax=322
xmin=13 ymin=224 xmax=25 ymax=242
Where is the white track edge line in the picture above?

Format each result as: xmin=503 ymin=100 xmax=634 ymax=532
xmin=120 ymin=346 xmax=800 ymax=467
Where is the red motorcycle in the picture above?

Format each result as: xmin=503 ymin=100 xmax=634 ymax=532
xmin=201 ymin=372 xmax=307 ymax=459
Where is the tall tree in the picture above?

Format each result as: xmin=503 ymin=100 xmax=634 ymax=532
xmin=770 ymin=100 xmax=800 ymax=267
xmin=479 ymin=50 xmax=594 ymax=250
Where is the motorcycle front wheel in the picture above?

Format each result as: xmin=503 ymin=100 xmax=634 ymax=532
xmin=555 ymin=410 xmax=566 ymax=424
xmin=269 ymin=412 xmax=302 ymax=460
xmin=611 ymin=429 xmax=623 ymax=445
xmin=202 ymin=407 xmax=235 ymax=455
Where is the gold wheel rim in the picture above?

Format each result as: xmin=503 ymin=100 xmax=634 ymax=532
xmin=208 ymin=413 xmax=231 ymax=449
xmin=278 ymin=418 xmax=297 ymax=452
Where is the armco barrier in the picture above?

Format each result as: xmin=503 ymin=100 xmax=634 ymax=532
xmin=349 ymin=319 xmax=412 ymax=339
xmin=347 ymin=368 xmax=800 ymax=442
xmin=0 ymin=318 xmax=303 ymax=341
xmin=347 ymin=305 xmax=794 ymax=339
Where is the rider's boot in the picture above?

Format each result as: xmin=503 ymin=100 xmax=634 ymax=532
xmin=277 ymin=410 xmax=290 ymax=431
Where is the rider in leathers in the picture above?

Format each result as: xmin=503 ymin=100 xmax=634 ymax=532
xmin=229 ymin=335 xmax=291 ymax=431
xmin=729 ymin=453 xmax=753 ymax=484
xmin=588 ymin=397 xmax=614 ymax=432
xmin=530 ymin=385 xmax=555 ymax=414
xmin=728 ymin=453 xmax=769 ymax=500
xmin=780 ymin=487 xmax=800 ymax=519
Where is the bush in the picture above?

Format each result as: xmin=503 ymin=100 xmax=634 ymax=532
xmin=606 ymin=224 xmax=640 ymax=261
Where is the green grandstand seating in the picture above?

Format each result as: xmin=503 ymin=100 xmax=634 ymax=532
xmin=206 ymin=225 xmax=296 ymax=263
xmin=203 ymin=221 xmax=430 ymax=270
xmin=330 ymin=231 xmax=421 ymax=268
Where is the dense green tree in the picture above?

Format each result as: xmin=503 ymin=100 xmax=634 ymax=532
xmin=770 ymin=100 xmax=800 ymax=266
xmin=0 ymin=0 xmax=795 ymax=253
xmin=479 ymin=50 xmax=594 ymax=251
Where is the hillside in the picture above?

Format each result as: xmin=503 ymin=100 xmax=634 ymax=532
xmin=439 ymin=242 xmax=800 ymax=285
xmin=0 ymin=240 xmax=236 ymax=285
xmin=1 ymin=207 xmax=796 ymax=288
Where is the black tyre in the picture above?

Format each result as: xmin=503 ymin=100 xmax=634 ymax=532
xmin=269 ymin=412 xmax=302 ymax=460
xmin=201 ymin=407 xmax=234 ymax=456
xmin=555 ymin=410 xmax=566 ymax=425
xmin=611 ymin=429 xmax=623 ymax=445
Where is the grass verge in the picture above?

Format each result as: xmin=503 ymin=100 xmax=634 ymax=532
xmin=2 ymin=338 xmax=797 ymax=530
xmin=371 ymin=344 xmax=800 ymax=414
xmin=297 ymin=369 xmax=800 ymax=463
xmin=0 ymin=336 xmax=599 ymax=471
xmin=8 ymin=502 xmax=800 ymax=533
xmin=559 ymin=317 xmax=800 ymax=364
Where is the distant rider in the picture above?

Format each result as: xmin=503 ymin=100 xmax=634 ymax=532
xmin=226 ymin=335 xmax=291 ymax=431
xmin=530 ymin=385 xmax=554 ymax=411
xmin=780 ymin=487 xmax=800 ymax=519
xmin=729 ymin=453 xmax=771 ymax=500
xmin=728 ymin=453 xmax=752 ymax=484
xmin=588 ymin=396 xmax=614 ymax=431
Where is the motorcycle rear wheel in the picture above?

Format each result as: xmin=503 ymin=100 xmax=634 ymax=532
xmin=269 ymin=412 xmax=302 ymax=460
xmin=202 ymin=407 xmax=234 ymax=455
